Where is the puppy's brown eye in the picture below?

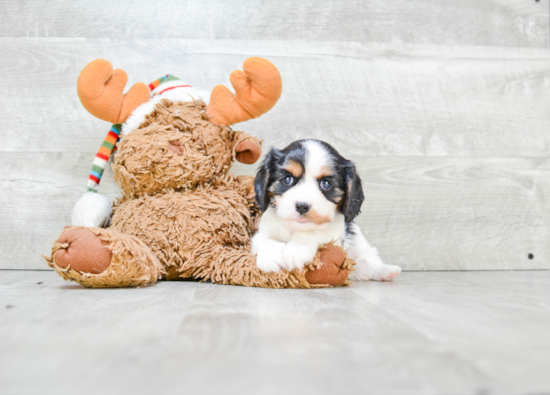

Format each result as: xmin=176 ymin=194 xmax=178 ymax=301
xmin=282 ymin=176 xmax=293 ymax=185
xmin=320 ymin=180 xmax=332 ymax=190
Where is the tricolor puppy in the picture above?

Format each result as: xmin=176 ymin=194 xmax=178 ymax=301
xmin=252 ymin=139 xmax=401 ymax=281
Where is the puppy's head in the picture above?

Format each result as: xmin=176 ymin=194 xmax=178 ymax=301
xmin=254 ymin=139 xmax=364 ymax=230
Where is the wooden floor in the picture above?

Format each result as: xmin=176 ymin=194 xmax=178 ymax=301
xmin=1 ymin=270 xmax=549 ymax=394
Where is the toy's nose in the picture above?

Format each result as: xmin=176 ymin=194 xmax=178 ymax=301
xmin=169 ymin=141 xmax=184 ymax=156
xmin=295 ymin=202 xmax=310 ymax=215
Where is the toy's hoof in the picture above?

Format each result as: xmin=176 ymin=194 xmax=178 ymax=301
xmin=45 ymin=226 xmax=162 ymax=288
xmin=54 ymin=227 xmax=112 ymax=274
xmin=305 ymin=245 xmax=349 ymax=286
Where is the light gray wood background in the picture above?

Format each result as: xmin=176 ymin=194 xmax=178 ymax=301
xmin=1 ymin=0 xmax=549 ymax=270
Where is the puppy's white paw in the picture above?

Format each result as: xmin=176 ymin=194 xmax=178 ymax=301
xmin=363 ymin=264 xmax=402 ymax=281
xmin=283 ymin=241 xmax=317 ymax=271
xmin=256 ymin=242 xmax=285 ymax=273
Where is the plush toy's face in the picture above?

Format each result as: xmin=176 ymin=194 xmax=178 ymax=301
xmin=112 ymin=100 xmax=243 ymax=197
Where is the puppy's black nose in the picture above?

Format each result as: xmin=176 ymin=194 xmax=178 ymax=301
xmin=295 ymin=202 xmax=310 ymax=215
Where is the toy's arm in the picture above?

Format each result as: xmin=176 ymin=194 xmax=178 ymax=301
xmin=205 ymin=244 xmax=353 ymax=289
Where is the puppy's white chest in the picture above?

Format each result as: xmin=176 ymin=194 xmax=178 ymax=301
xmin=252 ymin=211 xmax=346 ymax=273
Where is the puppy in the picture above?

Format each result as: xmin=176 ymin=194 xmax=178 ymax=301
xmin=251 ymin=139 xmax=401 ymax=281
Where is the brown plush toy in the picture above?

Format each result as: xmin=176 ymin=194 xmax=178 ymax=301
xmin=44 ymin=58 xmax=355 ymax=288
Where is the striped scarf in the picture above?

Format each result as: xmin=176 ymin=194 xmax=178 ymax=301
xmin=86 ymin=124 xmax=121 ymax=192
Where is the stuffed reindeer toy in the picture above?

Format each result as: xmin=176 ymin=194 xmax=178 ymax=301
xmin=44 ymin=57 xmax=354 ymax=288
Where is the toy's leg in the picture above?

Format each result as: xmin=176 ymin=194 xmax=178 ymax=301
xmin=44 ymin=226 xmax=163 ymax=288
xmin=196 ymin=244 xmax=353 ymax=289
xmin=304 ymin=244 xmax=354 ymax=286
xmin=344 ymin=222 xmax=401 ymax=281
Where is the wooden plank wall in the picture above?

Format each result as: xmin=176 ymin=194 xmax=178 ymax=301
xmin=0 ymin=0 xmax=548 ymax=270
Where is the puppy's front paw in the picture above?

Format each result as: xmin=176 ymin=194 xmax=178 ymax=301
xmin=256 ymin=242 xmax=285 ymax=273
xmin=363 ymin=264 xmax=402 ymax=281
xmin=283 ymin=242 xmax=317 ymax=271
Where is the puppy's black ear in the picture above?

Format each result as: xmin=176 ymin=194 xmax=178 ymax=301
xmin=341 ymin=161 xmax=364 ymax=222
xmin=254 ymin=148 xmax=282 ymax=212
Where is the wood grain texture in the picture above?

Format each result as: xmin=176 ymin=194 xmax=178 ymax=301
xmin=350 ymin=156 xmax=550 ymax=271
xmin=0 ymin=0 xmax=547 ymax=48
xmin=1 ymin=271 xmax=550 ymax=394
xmin=1 ymin=2 xmax=549 ymax=271
xmin=1 ymin=38 xmax=550 ymax=157
xmin=2 ymin=152 xmax=548 ymax=270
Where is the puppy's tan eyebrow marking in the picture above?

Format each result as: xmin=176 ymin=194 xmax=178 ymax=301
xmin=284 ymin=160 xmax=303 ymax=178
xmin=317 ymin=166 xmax=334 ymax=179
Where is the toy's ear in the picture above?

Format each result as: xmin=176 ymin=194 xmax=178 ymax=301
xmin=235 ymin=138 xmax=262 ymax=164
xmin=254 ymin=148 xmax=282 ymax=212
xmin=207 ymin=57 xmax=282 ymax=126
xmin=340 ymin=161 xmax=365 ymax=222
xmin=77 ymin=59 xmax=150 ymax=124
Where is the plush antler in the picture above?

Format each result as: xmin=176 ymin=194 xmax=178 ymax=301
xmin=77 ymin=59 xmax=150 ymax=124
xmin=207 ymin=57 xmax=282 ymax=126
